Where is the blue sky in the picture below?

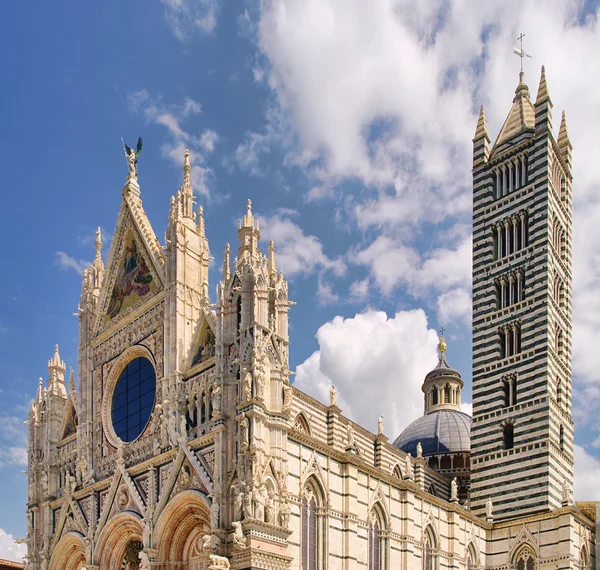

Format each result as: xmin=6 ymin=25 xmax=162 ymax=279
xmin=1 ymin=0 xmax=600 ymax=560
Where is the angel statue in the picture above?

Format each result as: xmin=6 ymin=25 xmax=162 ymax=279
xmin=123 ymin=137 xmax=143 ymax=177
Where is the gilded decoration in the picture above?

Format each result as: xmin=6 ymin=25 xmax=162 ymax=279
xmin=191 ymin=326 xmax=216 ymax=366
xmin=105 ymin=230 xmax=157 ymax=323
xmin=61 ymin=401 xmax=78 ymax=439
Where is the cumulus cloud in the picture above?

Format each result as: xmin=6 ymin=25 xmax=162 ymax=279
xmin=0 ymin=528 xmax=26 ymax=563
xmin=0 ymin=415 xmax=27 ymax=470
xmin=574 ymin=444 xmax=600 ymax=501
xmin=161 ymin=0 xmax=218 ymax=41
xmin=128 ymin=90 xmax=216 ymax=197
xmin=294 ymin=309 xmax=439 ymax=437
xmin=258 ymin=214 xmax=346 ymax=277
xmin=54 ymin=252 xmax=91 ymax=276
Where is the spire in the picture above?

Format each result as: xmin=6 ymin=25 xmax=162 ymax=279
xmin=48 ymin=344 xmax=66 ymax=378
xmin=473 ymin=105 xmax=489 ymax=141
xmin=268 ymin=240 xmax=276 ymax=276
xmin=237 ymin=199 xmax=261 ymax=261
xmin=36 ymin=377 xmax=43 ymax=404
xmin=535 ymin=65 xmax=550 ymax=105
xmin=557 ymin=110 xmax=573 ymax=170
xmin=180 ymin=149 xmax=194 ymax=219
xmin=223 ymin=243 xmax=231 ymax=281
xmin=95 ymin=227 xmax=102 ymax=262
xmin=491 ymin=71 xmax=535 ymax=151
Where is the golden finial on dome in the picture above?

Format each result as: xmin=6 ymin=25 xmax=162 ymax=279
xmin=438 ymin=327 xmax=447 ymax=355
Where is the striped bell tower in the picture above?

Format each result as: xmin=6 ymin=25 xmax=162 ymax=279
xmin=470 ymin=67 xmax=574 ymax=519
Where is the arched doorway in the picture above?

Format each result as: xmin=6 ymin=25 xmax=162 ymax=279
xmin=154 ymin=489 xmax=211 ymax=565
xmin=95 ymin=512 xmax=144 ymax=570
xmin=49 ymin=531 xmax=86 ymax=570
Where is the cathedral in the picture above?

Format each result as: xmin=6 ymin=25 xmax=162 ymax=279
xmin=24 ymin=67 xmax=596 ymax=569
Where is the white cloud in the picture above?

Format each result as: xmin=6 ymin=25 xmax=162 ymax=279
xmin=355 ymin=235 xmax=471 ymax=299
xmin=0 ymin=528 xmax=26 ymax=563
xmin=128 ymin=90 xmax=216 ymax=197
xmin=0 ymin=415 xmax=27 ymax=469
xmin=349 ymin=278 xmax=369 ymax=302
xmin=258 ymin=214 xmax=346 ymax=277
xmin=574 ymin=444 xmax=600 ymax=501
xmin=317 ymin=278 xmax=339 ymax=306
xmin=161 ymin=0 xmax=218 ymax=41
xmin=460 ymin=401 xmax=473 ymax=416
xmin=54 ymin=252 xmax=91 ymax=276
xmin=294 ymin=308 xmax=439 ymax=437
xmin=437 ymin=288 xmax=472 ymax=328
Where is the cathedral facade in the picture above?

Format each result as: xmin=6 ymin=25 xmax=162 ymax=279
xmin=25 ymin=68 xmax=596 ymax=570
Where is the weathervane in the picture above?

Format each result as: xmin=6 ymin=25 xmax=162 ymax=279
xmin=121 ymin=136 xmax=143 ymax=178
xmin=513 ymin=33 xmax=532 ymax=72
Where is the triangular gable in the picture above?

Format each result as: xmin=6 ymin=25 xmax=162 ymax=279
xmin=61 ymin=399 xmax=78 ymax=440
xmin=189 ymin=316 xmax=216 ymax=368
xmin=93 ymin=199 xmax=165 ymax=336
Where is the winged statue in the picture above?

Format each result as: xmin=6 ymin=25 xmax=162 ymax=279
xmin=123 ymin=137 xmax=143 ymax=176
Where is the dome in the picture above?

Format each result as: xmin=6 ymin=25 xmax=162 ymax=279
xmin=393 ymin=409 xmax=471 ymax=457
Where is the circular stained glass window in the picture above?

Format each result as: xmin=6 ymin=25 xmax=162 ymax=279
xmin=111 ymin=357 xmax=156 ymax=443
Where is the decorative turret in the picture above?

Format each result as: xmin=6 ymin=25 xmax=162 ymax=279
xmin=535 ymin=65 xmax=553 ymax=131
xmin=223 ymin=243 xmax=231 ymax=281
xmin=47 ymin=344 xmax=67 ymax=398
xmin=472 ymin=104 xmax=490 ymax=167
xmin=268 ymin=240 xmax=276 ymax=276
xmin=557 ymin=111 xmax=572 ymax=168
xmin=237 ymin=199 xmax=260 ymax=263
xmin=422 ymin=334 xmax=464 ymax=414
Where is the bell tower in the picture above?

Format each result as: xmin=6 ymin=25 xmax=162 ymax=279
xmin=470 ymin=67 xmax=574 ymax=519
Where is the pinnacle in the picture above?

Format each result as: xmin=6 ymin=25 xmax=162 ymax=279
xmin=473 ymin=104 xmax=489 ymax=140
xmin=558 ymin=110 xmax=570 ymax=145
xmin=535 ymin=65 xmax=550 ymax=105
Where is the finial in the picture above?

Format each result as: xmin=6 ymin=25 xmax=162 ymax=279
xmin=474 ymin=104 xmax=489 ymax=140
xmin=223 ymin=243 xmax=231 ymax=281
xmin=36 ymin=377 xmax=44 ymax=404
xmin=183 ymin=149 xmax=191 ymax=187
xmin=247 ymin=199 xmax=252 ymax=215
xmin=268 ymin=240 xmax=276 ymax=275
xmin=438 ymin=328 xmax=447 ymax=355
xmin=95 ymin=227 xmax=102 ymax=260
xmin=558 ymin=110 xmax=570 ymax=144
xmin=69 ymin=368 xmax=76 ymax=393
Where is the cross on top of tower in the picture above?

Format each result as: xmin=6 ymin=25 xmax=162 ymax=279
xmin=513 ymin=33 xmax=532 ymax=72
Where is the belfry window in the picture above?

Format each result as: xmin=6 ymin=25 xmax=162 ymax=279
xmin=503 ymin=423 xmax=514 ymax=450
xmin=499 ymin=323 xmax=521 ymax=359
xmin=493 ymin=212 xmax=528 ymax=260
xmin=559 ymin=425 xmax=565 ymax=451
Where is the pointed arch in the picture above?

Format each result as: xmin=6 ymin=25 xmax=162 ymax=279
xmin=49 ymin=531 xmax=86 ymax=570
xmin=422 ymin=523 xmax=439 ymax=570
xmin=368 ymin=502 xmax=388 ymax=570
xmin=580 ymin=543 xmax=591 ymax=569
xmin=513 ymin=544 xmax=536 ymax=570
xmin=293 ymin=412 xmax=312 ymax=436
xmin=301 ymin=474 xmax=327 ymax=570
xmin=466 ymin=541 xmax=480 ymax=569
xmin=392 ymin=463 xmax=403 ymax=480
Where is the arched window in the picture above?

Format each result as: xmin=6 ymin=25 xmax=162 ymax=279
xmin=580 ymin=545 xmax=590 ymax=569
xmin=444 ymin=384 xmax=451 ymax=404
xmin=368 ymin=505 xmax=386 ymax=570
xmin=466 ymin=543 xmax=479 ymax=569
xmin=432 ymin=388 xmax=438 ymax=406
xmin=422 ymin=526 xmax=438 ymax=570
xmin=503 ymin=423 xmax=514 ymax=450
xmin=200 ymin=392 xmax=206 ymax=424
xmin=515 ymin=546 xmax=535 ymax=570
xmin=302 ymin=479 xmax=325 ymax=570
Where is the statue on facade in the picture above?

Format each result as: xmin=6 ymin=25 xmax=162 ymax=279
xmin=233 ymin=484 xmax=244 ymax=521
xmin=201 ymin=533 xmax=221 ymax=552
xmin=254 ymin=484 xmax=267 ymax=521
xmin=282 ymin=381 xmax=292 ymax=413
xmin=138 ymin=551 xmax=151 ymax=570
xmin=279 ymin=499 xmax=291 ymax=528
xmin=142 ymin=517 xmax=151 ymax=549
xmin=561 ymin=479 xmax=572 ymax=505
xmin=212 ymin=384 xmax=222 ymax=418
xmin=210 ymin=495 xmax=220 ymax=529
xmin=231 ymin=521 xmax=246 ymax=548
xmin=405 ymin=453 xmax=414 ymax=480
xmin=255 ymin=362 xmax=266 ymax=400
xmin=378 ymin=415 xmax=384 ymax=436
xmin=242 ymin=368 xmax=252 ymax=401
xmin=485 ymin=497 xmax=494 ymax=520
xmin=265 ymin=491 xmax=275 ymax=523
xmin=208 ymin=554 xmax=230 ymax=569
xmin=122 ymin=137 xmax=143 ymax=178
xmin=346 ymin=423 xmax=356 ymax=449
xmin=416 ymin=441 xmax=423 ymax=459
xmin=330 ymin=384 xmax=337 ymax=406
xmin=239 ymin=413 xmax=249 ymax=452
xmin=450 ymin=477 xmax=458 ymax=502
xmin=242 ymin=489 xmax=253 ymax=519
